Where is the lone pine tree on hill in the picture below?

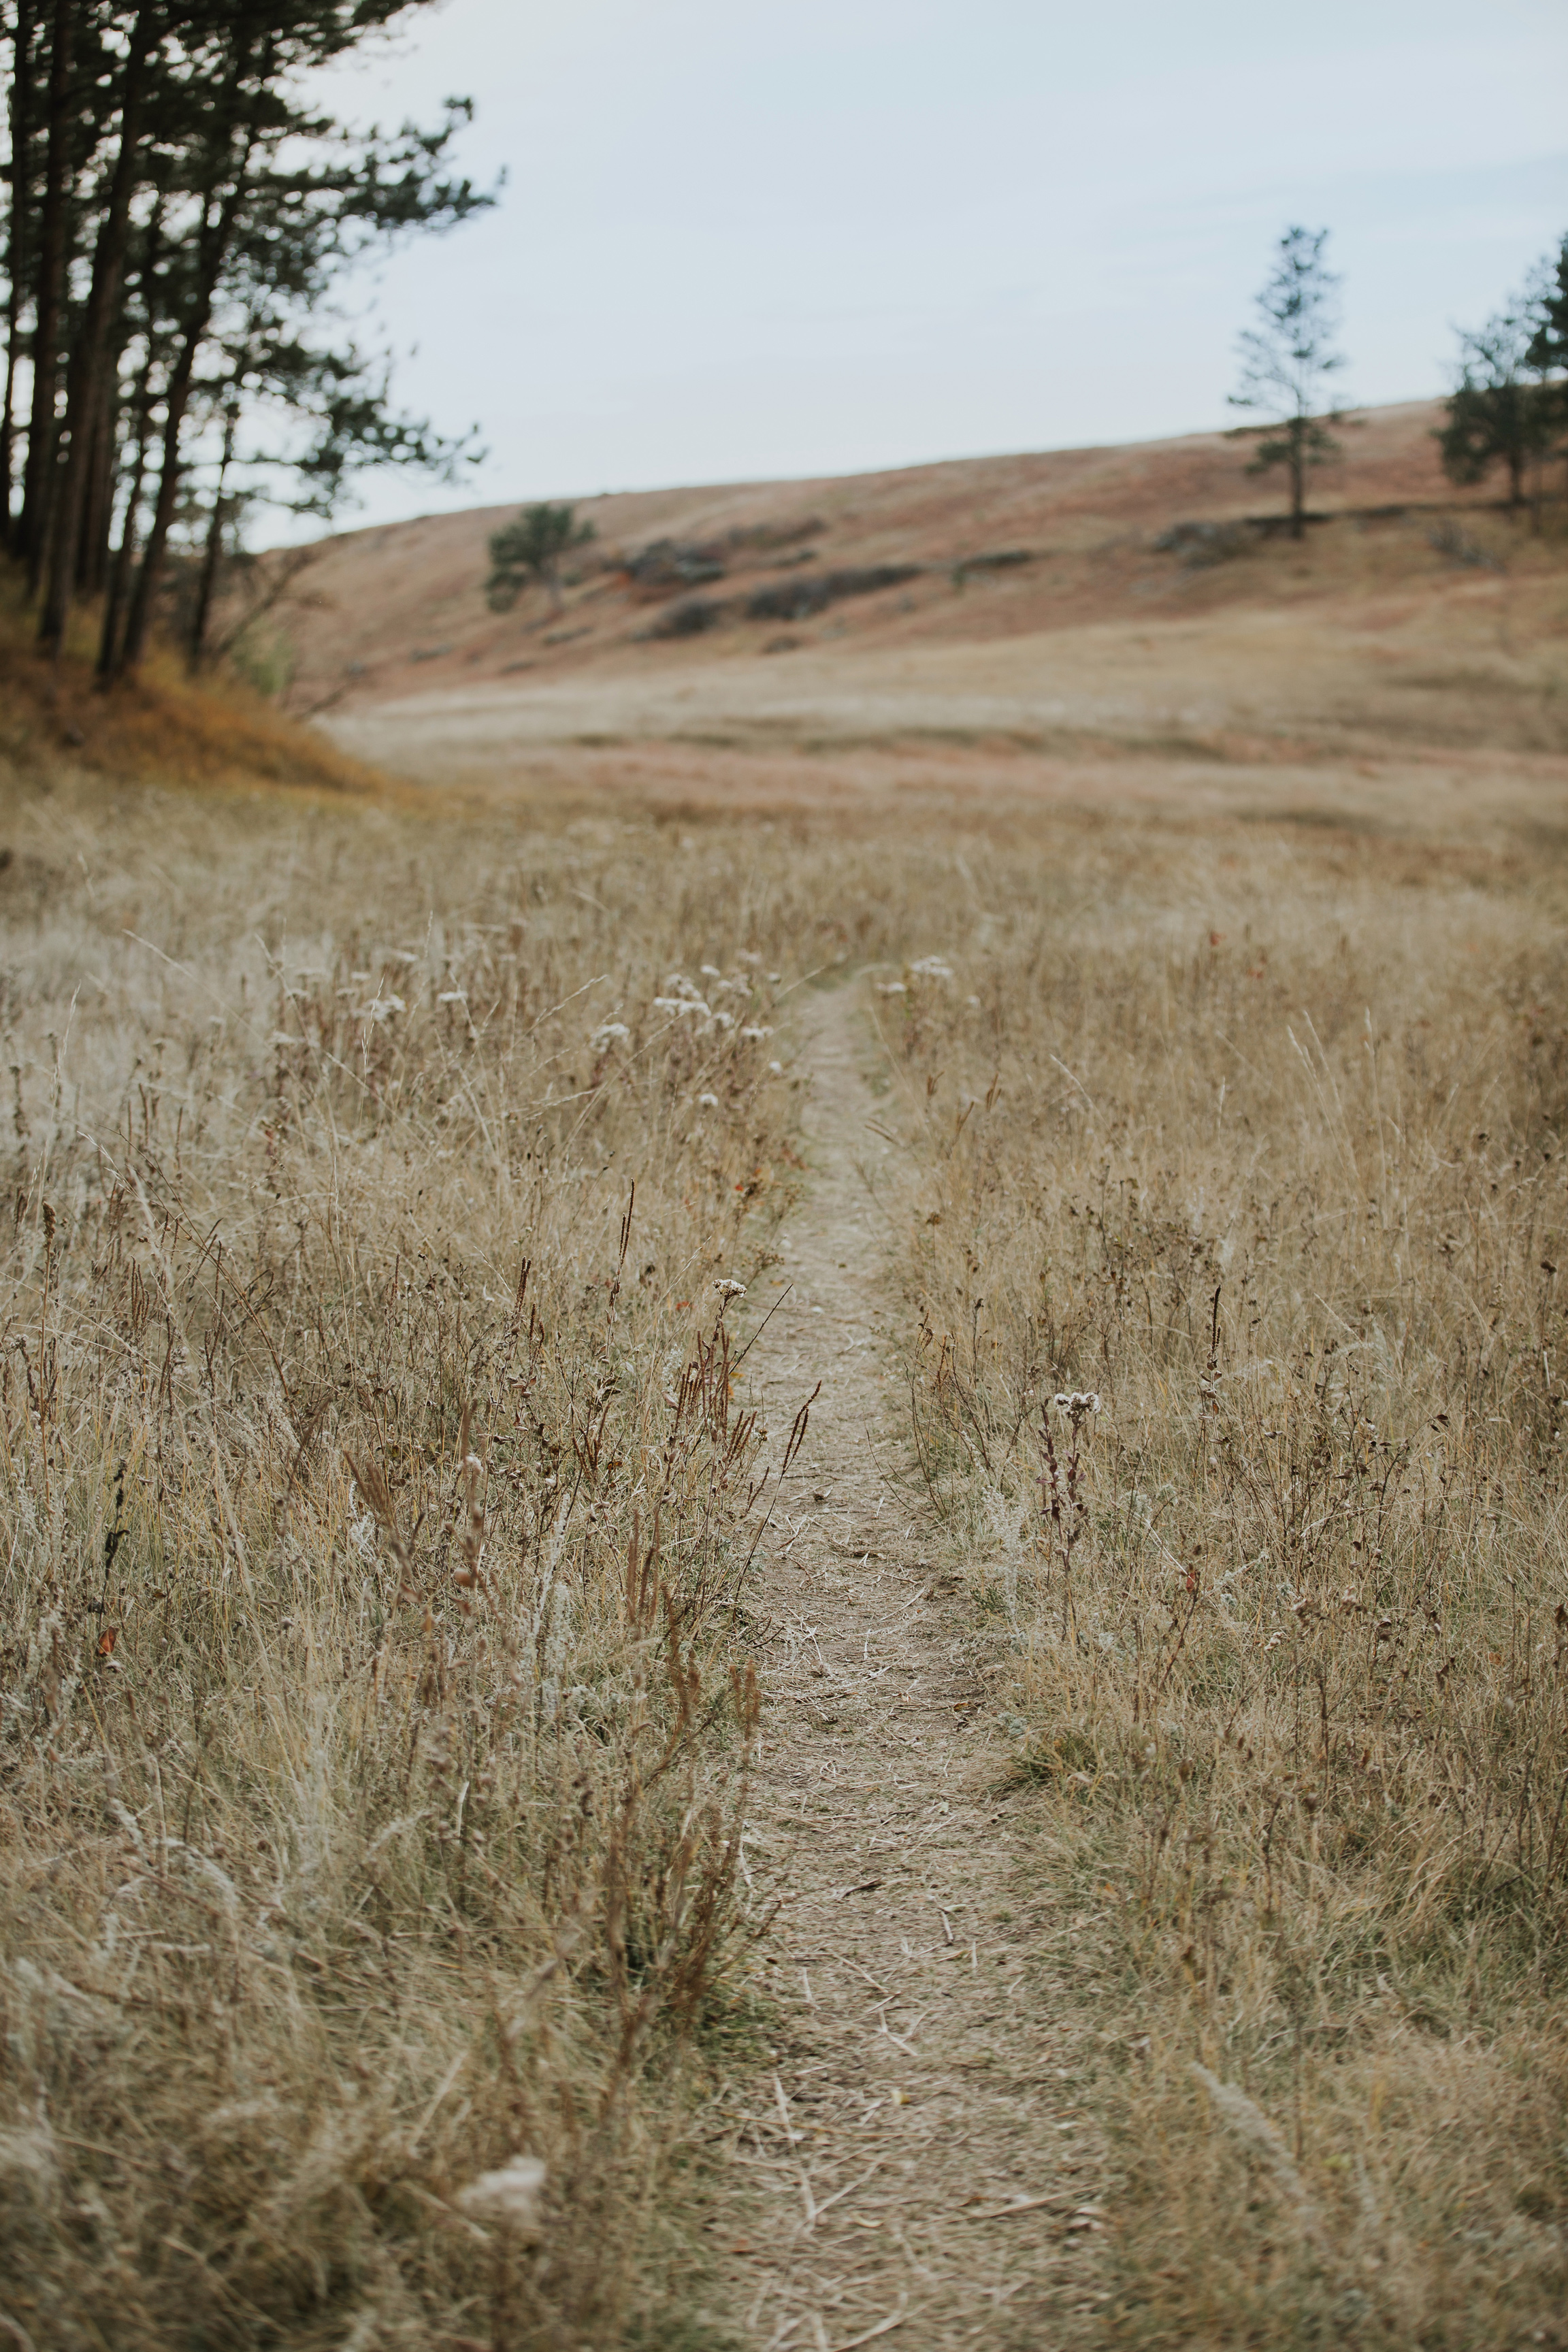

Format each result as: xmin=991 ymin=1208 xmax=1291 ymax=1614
xmin=1230 ymin=225 xmax=1348 ymax=539
xmin=486 ymin=500 xmax=596 ymax=615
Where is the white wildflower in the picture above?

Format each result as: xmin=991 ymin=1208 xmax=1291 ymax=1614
xmin=739 ymin=1025 xmax=772 ymax=1040
xmin=591 ymin=1022 xmax=631 ymax=1047
xmin=700 ymin=964 xmax=721 ymax=979
xmin=1052 ymin=1390 xmax=1102 ymax=1422
xmin=437 ymin=990 xmax=468 ymax=1005
xmin=768 ymin=1060 xmax=783 ymax=1075
xmin=876 ymin=981 xmax=906 ymax=996
xmin=697 ymin=1092 xmax=720 ymax=1109
xmin=457 ymin=2153 xmax=546 ymax=2233
xmin=715 ymin=1278 xmax=746 ymax=1299
xmin=359 ymin=995 xmax=405 ymax=1022
xmin=653 ymin=996 xmax=710 ymax=1018
xmin=910 ymin=956 xmax=953 ymax=981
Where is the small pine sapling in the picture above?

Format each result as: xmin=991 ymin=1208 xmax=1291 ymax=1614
xmin=1229 ymin=226 xmax=1348 ymax=541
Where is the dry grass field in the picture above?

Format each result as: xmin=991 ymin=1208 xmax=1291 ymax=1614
xmin=3 ymin=418 xmax=1568 ymax=2349
xmin=882 ymin=817 xmax=1568 ymax=2347
xmin=0 ymin=766 xmax=830 ymax=2347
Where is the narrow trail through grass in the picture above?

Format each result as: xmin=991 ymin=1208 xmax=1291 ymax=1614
xmin=708 ymin=981 xmax=1107 ymax=2350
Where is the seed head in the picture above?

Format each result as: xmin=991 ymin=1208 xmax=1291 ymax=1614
xmin=1052 ymin=1390 xmax=1102 ymax=1423
xmin=457 ymin=2153 xmax=546 ymax=2232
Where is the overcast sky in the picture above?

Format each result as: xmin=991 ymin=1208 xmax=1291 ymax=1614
xmin=309 ymin=0 xmax=1568 ymax=529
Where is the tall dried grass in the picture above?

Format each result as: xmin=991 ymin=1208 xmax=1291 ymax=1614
xmin=0 ymin=764 xmax=930 ymax=2348
xmin=882 ymin=824 xmax=1568 ymax=2346
xmin=0 ymin=574 xmax=383 ymax=798
xmin=7 ymin=711 xmax=1567 ymax=2349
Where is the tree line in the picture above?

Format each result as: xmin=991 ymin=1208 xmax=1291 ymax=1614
xmin=1230 ymin=223 xmax=1568 ymax=536
xmin=1 ymin=0 xmax=491 ymax=682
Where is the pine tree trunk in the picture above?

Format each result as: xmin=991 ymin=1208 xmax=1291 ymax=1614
xmin=115 ymin=37 xmax=260 ymax=679
xmin=96 ymin=378 xmax=152 ymax=684
xmin=78 ymin=385 xmax=119 ymax=597
xmin=39 ymin=0 xmax=157 ymax=651
xmin=188 ymin=403 xmax=237 ymax=672
xmin=1 ymin=0 xmax=38 ymax=551
xmin=1290 ymin=416 xmax=1305 ymax=542
xmin=94 ymin=225 xmax=163 ymax=683
xmin=19 ymin=0 xmax=78 ymax=590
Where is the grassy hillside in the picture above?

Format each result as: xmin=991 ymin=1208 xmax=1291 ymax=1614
xmin=255 ymin=399 xmax=1529 ymax=725
xmin=0 ymin=564 xmax=383 ymax=798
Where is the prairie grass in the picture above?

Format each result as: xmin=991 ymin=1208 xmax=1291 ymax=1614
xmin=0 ymin=760 xmax=932 ymax=2348
xmin=0 ymin=577 xmax=383 ymax=798
xmin=882 ymin=819 xmax=1568 ymax=2346
xmin=5 ymin=676 xmax=1568 ymax=2349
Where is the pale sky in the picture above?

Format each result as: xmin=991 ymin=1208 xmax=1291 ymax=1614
xmin=308 ymin=0 xmax=1568 ymax=528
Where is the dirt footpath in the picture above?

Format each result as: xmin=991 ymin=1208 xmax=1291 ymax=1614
xmin=706 ymin=981 xmax=1107 ymax=2351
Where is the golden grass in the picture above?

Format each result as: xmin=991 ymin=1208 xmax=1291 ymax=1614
xmin=0 ymin=758 xmax=921 ymax=2347
xmin=5 ymin=625 xmax=1568 ymax=2347
xmin=881 ymin=817 xmax=1568 ymax=2347
xmin=0 ymin=569 xmax=385 ymax=799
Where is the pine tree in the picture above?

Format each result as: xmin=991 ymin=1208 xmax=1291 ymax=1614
xmin=0 ymin=0 xmax=495 ymax=676
xmin=1437 ymin=310 xmax=1551 ymax=511
xmin=1229 ymin=226 xmax=1348 ymax=540
xmin=1438 ymin=246 xmax=1566 ymax=523
xmin=486 ymin=502 xmax=597 ymax=615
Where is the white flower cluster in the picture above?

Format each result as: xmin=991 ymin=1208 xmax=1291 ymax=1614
xmin=653 ymin=975 xmax=713 ymax=1019
xmin=650 ymin=967 xmax=776 ymax=1042
xmin=457 ymin=2154 xmax=546 ymax=2232
xmin=1052 ymin=1390 xmax=1102 ymax=1422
